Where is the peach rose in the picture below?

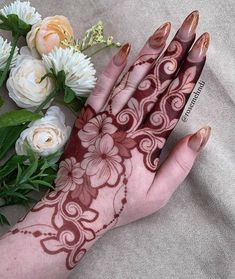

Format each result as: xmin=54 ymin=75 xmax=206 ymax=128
xmin=27 ymin=15 xmax=73 ymax=57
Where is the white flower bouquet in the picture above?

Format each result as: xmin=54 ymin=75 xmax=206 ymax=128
xmin=0 ymin=0 xmax=121 ymax=225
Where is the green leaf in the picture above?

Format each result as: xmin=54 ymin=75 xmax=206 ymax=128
xmin=15 ymin=164 xmax=23 ymax=184
xmin=0 ymin=14 xmax=7 ymax=22
xmin=2 ymin=14 xmax=31 ymax=37
xmin=67 ymin=96 xmax=87 ymax=113
xmin=0 ymin=149 xmax=59 ymax=215
xmin=20 ymin=183 xmax=39 ymax=191
xmin=0 ymin=109 xmax=41 ymax=128
xmin=0 ymin=213 xmax=10 ymax=226
xmin=19 ymin=158 xmax=38 ymax=184
xmin=0 ymin=124 xmax=26 ymax=160
xmin=0 ymin=23 xmax=11 ymax=31
xmin=26 ymin=146 xmax=38 ymax=162
xmin=0 ymin=15 xmax=11 ymax=31
xmin=17 ymin=16 xmax=31 ymax=33
xmin=0 ymin=154 xmax=26 ymax=180
xmin=31 ymin=179 xmax=54 ymax=188
xmin=6 ymin=191 xmax=28 ymax=200
xmin=42 ymin=174 xmax=57 ymax=184
xmin=64 ymin=86 xmax=76 ymax=103
xmin=44 ymin=151 xmax=62 ymax=164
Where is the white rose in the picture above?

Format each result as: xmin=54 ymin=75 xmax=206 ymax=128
xmin=7 ymin=54 xmax=55 ymax=109
xmin=15 ymin=106 xmax=71 ymax=156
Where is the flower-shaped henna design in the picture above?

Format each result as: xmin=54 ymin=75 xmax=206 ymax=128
xmin=9 ymin=11 xmax=210 ymax=270
xmin=78 ymin=114 xmax=118 ymax=147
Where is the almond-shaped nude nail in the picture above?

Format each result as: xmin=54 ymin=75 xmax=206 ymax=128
xmin=148 ymin=22 xmax=171 ymax=49
xmin=113 ymin=43 xmax=131 ymax=66
xmin=188 ymin=126 xmax=211 ymax=152
xmin=187 ymin=32 xmax=210 ymax=62
xmin=177 ymin=10 xmax=199 ymax=40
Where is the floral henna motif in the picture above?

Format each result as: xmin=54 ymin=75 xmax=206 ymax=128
xmin=81 ymin=134 xmax=124 ymax=188
xmin=7 ymin=32 xmax=206 ymax=271
xmin=78 ymin=113 xmax=118 ymax=148
xmin=9 ymin=105 xmax=137 ymax=270
xmin=55 ymin=157 xmax=84 ymax=192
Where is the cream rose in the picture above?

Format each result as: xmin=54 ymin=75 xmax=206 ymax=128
xmin=7 ymin=54 xmax=55 ymax=109
xmin=15 ymin=106 xmax=71 ymax=157
xmin=27 ymin=15 xmax=73 ymax=57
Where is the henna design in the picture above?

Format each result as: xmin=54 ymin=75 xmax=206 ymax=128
xmin=8 ymin=59 xmax=200 ymax=265
xmin=9 ymin=106 xmax=136 ymax=270
xmin=105 ymin=52 xmax=163 ymax=114
xmin=7 ymin=25 xmax=207 ymax=271
xmin=135 ymin=61 xmax=205 ymax=171
xmin=116 ymin=39 xmax=189 ymax=132
xmin=114 ymin=36 xmax=204 ymax=171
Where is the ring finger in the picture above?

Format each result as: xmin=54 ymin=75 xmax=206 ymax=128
xmin=103 ymin=21 xmax=171 ymax=114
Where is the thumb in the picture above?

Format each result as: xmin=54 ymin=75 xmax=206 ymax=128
xmin=147 ymin=126 xmax=211 ymax=209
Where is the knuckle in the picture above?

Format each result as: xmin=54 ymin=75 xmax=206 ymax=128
xmin=118 ymin=78 xmax=136 ymax=91
xmin=125 ymin=80 xmax=136 ymax=90
xmin=101 ymin=70 xmax=113 ymax=81
xmin=92 ymin=71 xmax=113 ymax=97
xmin=92 ymin=82 xmax=105 ymax=97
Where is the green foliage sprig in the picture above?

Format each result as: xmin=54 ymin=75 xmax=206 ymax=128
xmin=0 ymin=14 xmax=31 ymax=37
xmin=0 ymin=148 xmax=61 ymax=225
xmin=0 ymin=109 xmax=41 ymax=128
xmin=0 ymin=13 xmax=33 ymax=94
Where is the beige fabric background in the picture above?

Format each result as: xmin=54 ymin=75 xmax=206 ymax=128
xmin=0 ymin=0 xmax=235 ymax=278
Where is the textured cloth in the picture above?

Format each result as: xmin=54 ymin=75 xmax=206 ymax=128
xmin=0 ymin=0 xmax=234 ymax=278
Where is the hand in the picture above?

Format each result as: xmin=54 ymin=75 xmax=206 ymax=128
xmin=6 ymin=10 xmax=211 ymax=273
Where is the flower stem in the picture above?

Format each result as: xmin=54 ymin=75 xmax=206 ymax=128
xmin=0 ymin=33 xmax=20 ymax=93
xmin=81 ymin=44 xmax=92 ymax=52
xmin=34 ymin=88 xmax=58 ymax=113
xmin=89 ymin=44 xmax=118 ymax=57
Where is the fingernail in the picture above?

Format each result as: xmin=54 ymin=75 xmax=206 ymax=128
xmin=177 ymin=10 xmax=199 ymax=40
xmin=187 ymin=32 xmax=210 ymax=62
xmin=148 ymin=22 xmax=171 ymax=49
xmin=113 ymin=43 xmax=131 ymax=66
xmin=188 ymin=126 xmax=211 ymax=152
